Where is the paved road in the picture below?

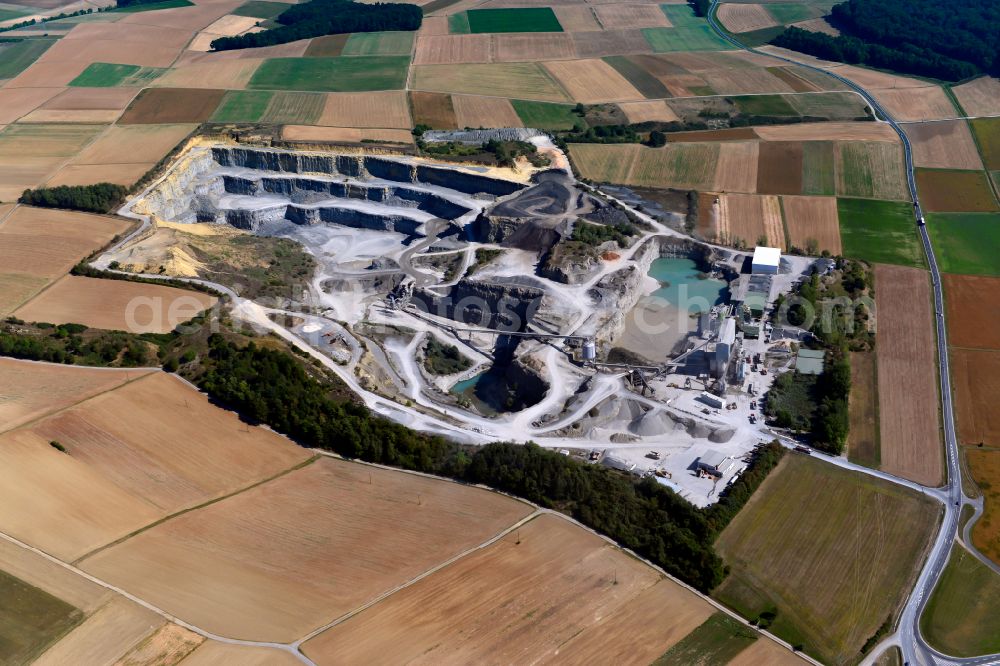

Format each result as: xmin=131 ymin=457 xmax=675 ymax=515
xmin=704 ymin=5 xmax=998 ymax=664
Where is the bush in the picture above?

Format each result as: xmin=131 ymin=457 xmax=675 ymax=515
xmin=423 ymin=338 xmax=472 ymax=375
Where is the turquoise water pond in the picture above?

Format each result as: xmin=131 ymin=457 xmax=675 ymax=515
xmin=648 ymin=257 xmax=728 ymax=313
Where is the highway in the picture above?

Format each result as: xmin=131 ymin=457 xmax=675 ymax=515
xmin=704 ymin=4 xmax=998 ymax=665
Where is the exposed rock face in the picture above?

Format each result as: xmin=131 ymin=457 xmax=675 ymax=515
xmin=212 ymin=146 xmax=524 ymax=197
xmin=411 ymin=279 xmax=544 ymax=332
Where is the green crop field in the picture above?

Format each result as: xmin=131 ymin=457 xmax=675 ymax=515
xmin=249 ymin=56 xmax=410 ymax=92
xmin=926 ymin=212 xmax=1000 ymax=276
xmin=448 ymin=11 xmax=470 ymax=34
xmin=0 ymin=5 xmax=31 ymax=21
xmin=837 ymin=197 xmax=924 ymax=267
xmin=259 ymin=91 xmax=325 ymax=124
xmin=836 ymin=141 xmax=909 ymax=200
xmin=0 ymin=38 xmax=56 ymax=80
xmin=970 ymin=118 xmax=1000 ymax=170
xmin=69 ymin=62 xmax=165 ymax=87
xmin=660 ymin=4 xmax=705 ymax=27
xmin=766 ymin=2 xmax=824 ymax=24
xmin=921 ymin=545 xmax=1000 ymax=657
xmin=231 ymin=0 xmax=290 ymax=18
xmin=603 ymin=56 xmax=671 ymax=99
xmin=788 ymin=91 xmax=869 ymax=119
xmin=211 ymin=90 xmax=273 ymax=122
xmin=466 ymin=7 xmax=562 ymax=33
xmin=643 ymin=26 xmax=735 ymax=52
xmin=652 ymin=613 xmax=759 ymax=665
xmin=342 ymin=31 xmax=415 ymax=56
xmin=714 ymin=454 xmax=940 ymax=665
xmin=732 ymin=94 xmax=798 ymax=116
xmin=0 ymin=569 xmax=83 ymax=664
xmin=511 ymin=100 xmax=581 ymax=130
xmin=111 ymin=0 xmax=192 ymax=12
xmin=802 ymin=141 xmax=836 ymax=195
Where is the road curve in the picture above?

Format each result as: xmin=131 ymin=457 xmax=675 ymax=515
xmin=704 ymin=5 xmax=998 ymax=664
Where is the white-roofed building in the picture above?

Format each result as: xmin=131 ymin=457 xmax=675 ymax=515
xmin=752 ymin=246 xmax=781 ymax=274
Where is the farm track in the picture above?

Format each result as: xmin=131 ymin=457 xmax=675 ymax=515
xmin=705 ymin=3 xmax=997 ymax=664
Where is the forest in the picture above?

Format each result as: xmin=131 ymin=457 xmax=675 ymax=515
xmin=771 ymin=0 xmax=998 ymax=81
xmin=19 ymin=183 xmax=128 ymax=214
xmin=210 ymin=0 xmax=421 ymax=51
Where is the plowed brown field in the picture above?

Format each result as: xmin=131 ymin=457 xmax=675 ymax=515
xmin=452 ymin=94 xmax=522 ymax=127
xmin=872 ymin=86 xmax=958 ymax=122
xmin=782 ymin=195 xmax=841 ymax=254
xmin=80 ymin=457 xmax=532 ymax=642
xmin=544 ymin=58 xmax=644 ymax=103
xmin=906 ymin=120 xmax=983 ymax=170
xmin=318 ymin=91 xmax=411 ymax=128
xmin=874 ymin=264 xmax=942 ymax=485
xmin=717 ymin=3 xmax=778 ymax=33
xmin=943 ymin=273 xmax=1000 ymax=350
xmin=119 ymin=88 xmax=225 ymax=125
xmin=303 ymin=514 xmax=716 ymax=664
xmin=13 ymin=275 xmax=216 ymax=334
xmin=952 ymin=76 xmax=1000 ymax=117
xmin=493 ymin=33 xmax=576 ymax=62
xmin=410 ymin=91 xmax=457 ymax=129
xmin=718 ymin=193 xmax=784 ymax=247
xmin=754 ymin=122 xmax=898 ymax=142
xmin=756 ymin=141 xmax=803 ymax=194
xmin=952 ymin=348 xmax=1000 ymax=446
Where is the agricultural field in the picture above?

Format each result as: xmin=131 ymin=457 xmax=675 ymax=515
xmin=0 ymin=207 xmax=130 ymax=311
xmin=717 ymin=4 xmax=779 ymax=34
xmin=412 ymin=63 xmax=570 ymax=101
xmin=926 ymin=213 xmax=1000 ymax=276
xmin=921 ymin=544 xmax=1000 ymax=657
xmin=943 ymin=273 xmax=1000 ymax=350
xmin=318 ymin=91 xmax=411 ymax=128
xmin=870 ymin=86 xmax=958 ymax=123
xmin=835 ymin=141 xmax=909 ymax=200
xmin=302 ymin=514 xmax=723 ymax=664
xmin=0 ymin=37 xmax=56 ymax=79
xmin=905 ymin=120 xmax=984 ymax=170
xmin=653 ymin=613 xmax=759 ymax=665
xmin=0 ymin=123 xmax=106 ymax=199
xmin=619 ymin=99 xmax=680 ymax=123
xmin=465 ymin=7 xmax=563 ymax=33
xmin=453 ymin=94 xmax=521 ymax=128
xmin=0 ymin=569 xmax=83 ymax=665
xmin=0 ymin=369 xmax=312 ymax=561
xmin=410 ymin=91 xmax=457 ymax=128
xmin=342 ymin=31 xmax=415 ymax=56
xmin=756 ymin=140 xmax=802 ymax=193
xmin=118 ymin=88 xmax=225 ymax=124
xmin=249 ymin=56 xmax=410 ymax=92
xmin=232 ymin=0 xmax=290 ymax=19
xmin=966 ymin=448 xmax=1000 ymax=565
xmin=12 ymin=275 xmax=217 ymax=334
xmin=916 ymin=169 xmax=999 ymax=213
xmin=544 ymin=58 xmax=644 ymax=103
xmin=151 ymin=59 xmax=264 ymax=90
xmin=69 ymin=62 xmax=165 ymax=88
xmin=60 ymin=123 xmax=194 ymax=173
xmin=570 ymin=142 xmax=719 ymax=190
xmin=717 ymin=193 xmax=785 ymax=248
xmin=951 ymin=347 xmax=1000 ymax=446
xmin=801 ymin=141 xmax=835 ymax=194
xmin=304 ymin=34 xmax=350 ymax=57
xmin=781 ymin=194 xmax=841 ymax=254
xmin=0 ymin=357 xmax=148 ymax=443
xmin=952 ymin=76 xmax=1000 ymax=117
xmin=80 ymin=456 xmax=533 ymax=641
xmin=642 ymin=25 xmax=736 ymax=53
xmin=714 ymin=453 xmax=940 ymax=664
xmin=873 ymin=263 xmax=942 ymax=486
xmin=847 ymin=351 xmax=879 ymax=468
xmin=970 ymin=118 xmax=1000 ymax=170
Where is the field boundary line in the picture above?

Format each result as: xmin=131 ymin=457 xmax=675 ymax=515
xmin=305 ymin=449 xmax=819 ymax=664
xmin=72 ymin=454 xmax=319 ymax=566
xmin=294 ymin=508 xmax=545 ymax=648
xmin=0 ymin=361 xmax=159 ymax=436
xmin=0 ymin=528 xmax=317 ymax=665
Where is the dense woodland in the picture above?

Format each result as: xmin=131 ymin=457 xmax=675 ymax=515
xmin=18 ymin=184 xmax=128 ymax=214
xmin=771 ymin=0 xmax=999 ymax=81
xmin=210 ymin=0 xmax=422 ymax=51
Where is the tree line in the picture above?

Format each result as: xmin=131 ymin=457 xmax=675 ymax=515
xmin=190 ymin=334 xmax=787 ymax=592
xmin=19 ymin=184 xmax=128 ymax=214
xmin=771 ymin=0 xmax=998 ymax=82
xmin=210 ymin=0 xmax=422 ymax=51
